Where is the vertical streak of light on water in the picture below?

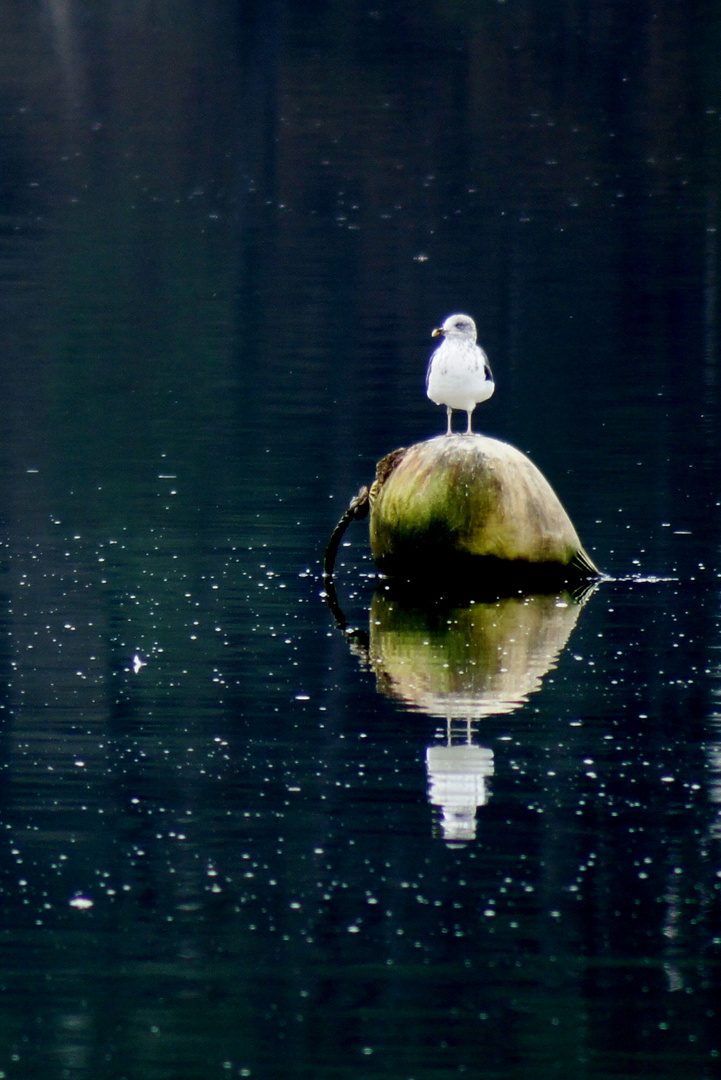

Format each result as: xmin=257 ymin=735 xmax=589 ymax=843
xmin=704 ymin=187 xmax=718 ymax=387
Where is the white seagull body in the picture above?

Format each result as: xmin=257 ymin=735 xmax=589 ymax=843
xmin=426 ymin=313 xmax=494 ymax=435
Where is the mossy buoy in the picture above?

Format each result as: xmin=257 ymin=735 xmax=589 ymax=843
xmin=324 ymin=433 xmax=599 ymax=593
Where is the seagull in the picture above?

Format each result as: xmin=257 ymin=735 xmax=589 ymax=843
xmin=426 ymin=313 xmax=494 ymax=436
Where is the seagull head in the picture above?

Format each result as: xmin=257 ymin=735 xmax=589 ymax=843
xmin=431 ymin=313 xmax=478 ymax=342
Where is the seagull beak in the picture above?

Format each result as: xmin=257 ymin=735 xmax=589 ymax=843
xmin=431 ymin=327 xmax=443 ymax=338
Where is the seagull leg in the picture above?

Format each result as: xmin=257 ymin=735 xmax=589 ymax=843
xmin=465 ymin=409 xmax=474 ymax=435
xmin=446 ymin=406 xmax=453 ymax=436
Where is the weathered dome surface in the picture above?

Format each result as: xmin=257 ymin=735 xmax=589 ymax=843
xmin=368 ymin=434 xmax=598 ymax=588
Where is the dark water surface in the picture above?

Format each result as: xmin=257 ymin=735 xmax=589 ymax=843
xmin=1 ymin=2 xmax=720 ymax=1078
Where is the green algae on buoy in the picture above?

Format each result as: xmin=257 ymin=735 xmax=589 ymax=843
xmin=324 ymin=433 xmax=599 ymax=592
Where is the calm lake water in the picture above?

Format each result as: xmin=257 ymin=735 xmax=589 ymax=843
xmin=0 ymin=2 xmax=719 ymax=1078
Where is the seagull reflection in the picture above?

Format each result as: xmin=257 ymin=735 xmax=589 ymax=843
xmin=369 ymin=589 xmax=586 ymax=844
xmin=324 ymin=580 xmax=592 ymax=844
xmin=426 ymin=721 xmax=494 ymax=846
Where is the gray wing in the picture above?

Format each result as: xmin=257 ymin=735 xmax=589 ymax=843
xmin=477 ymin=344 xmax=493 ymax=382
